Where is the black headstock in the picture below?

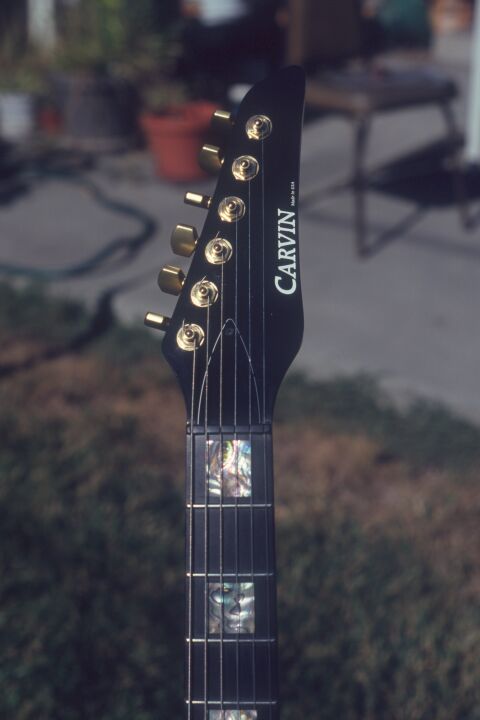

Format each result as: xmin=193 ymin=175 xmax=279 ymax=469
xmin=146 ymin=67 xmax=306 ymax=427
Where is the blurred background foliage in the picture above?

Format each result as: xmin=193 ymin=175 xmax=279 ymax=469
xmin=0 ymin=282 xmax=479 ymax=719
xmin=0 ymin=0 xmax=181 ymax=79
xmin=55 ymin=0 xmax=180 ymax=72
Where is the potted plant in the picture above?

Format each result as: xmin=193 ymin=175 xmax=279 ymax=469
xmin=140 ymin=80 xmax=218 ymax=182
xmin=51 ymin=0 xmax=143 ymax=152
xmin=52 ymin=42 xmax=138 ymax=153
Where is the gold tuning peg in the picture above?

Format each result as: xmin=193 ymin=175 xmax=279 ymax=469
xmin=158 ymin=265 xmax=185 ymax=296
xmin=198 ymin=144 xmax=223 ymax=175
xmin=144 ymin=313 xmax=170 ymax=331
xmin=211 ymin=109 xmax=233 ymax=135
xmin=184 ymin=192 xmax=212 ymax=209
xmin=171 ymin=224 xmax=198 ymax=257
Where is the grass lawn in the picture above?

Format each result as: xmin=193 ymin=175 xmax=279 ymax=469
xmin=0 ymin=282 xmax=479 ymax=720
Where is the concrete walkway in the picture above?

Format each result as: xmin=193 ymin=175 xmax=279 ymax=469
xmin=1 ymin=34 xmax=480 ymax=421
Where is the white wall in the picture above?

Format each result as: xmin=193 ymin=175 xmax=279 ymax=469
xmin=27 ymin=0 xmax=56 ymax=51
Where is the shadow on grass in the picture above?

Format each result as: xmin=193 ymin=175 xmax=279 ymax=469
xmin=278 ymin=511 xmax=480 ymax=720
xmin=0 ymin=278 xmax=159 ymax=379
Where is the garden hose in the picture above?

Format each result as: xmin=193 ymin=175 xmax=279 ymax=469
xmin=0 ymin=159 xmax=158 ymax=281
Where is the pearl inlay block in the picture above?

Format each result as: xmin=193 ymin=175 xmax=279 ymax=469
xmin=208 ymin=582 xmax=255 ymax=634
xmin=207 ymin=439 xmax=252 ymax=498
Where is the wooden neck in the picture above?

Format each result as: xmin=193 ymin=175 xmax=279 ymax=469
xmin=184 ymin=425 xmax=279 ymax=719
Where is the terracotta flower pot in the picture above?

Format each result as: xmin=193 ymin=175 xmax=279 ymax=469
xmin=141 ymin=101 xmax=218 ymax=182
xmin=39 ymin=106 xmax=62 ymax=136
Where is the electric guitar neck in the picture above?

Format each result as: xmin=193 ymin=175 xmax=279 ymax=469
xmin=146 ymin=66 xmax=306 ymax=719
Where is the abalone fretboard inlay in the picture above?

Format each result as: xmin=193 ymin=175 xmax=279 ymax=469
xmin=208 ymin=582 xmax=255 ymax=634
xmin=207 ymin=439 xmax=252 ymax=497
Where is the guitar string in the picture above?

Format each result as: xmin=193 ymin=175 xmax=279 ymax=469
xmin=204 ymin=303 xmax=211 ymax=720
xmin=187 ymin=347 xmax=197 ymax=720
xmin=219 ymin=258 xmax=225 ymax=716
xmin=234 ymin=219 xmax=240 ymax=717
xmin=248 ymin=179 xmax=257 ymax=713
xmin=261 ymin=137 xmax=274 ymax=720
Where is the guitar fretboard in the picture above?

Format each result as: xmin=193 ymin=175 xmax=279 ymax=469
xmin=185 ymin=427 xmax=278 ymax=719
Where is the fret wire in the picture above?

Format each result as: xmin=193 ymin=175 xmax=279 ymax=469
xmin=187 ymin=572 xmax=273 ymax=578
xmin=189 ymin=424 xmax=271 ymax=435
xmin=186 ymin=503 xmax=272 ymax=509
xmin=188 ymin=700 xmax=277 ymax=706
xmin=187 ymin=638 xmax=276 ymax=644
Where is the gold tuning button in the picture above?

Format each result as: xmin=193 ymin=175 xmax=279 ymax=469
xmin=158 ymin=265 xmax=185 ymax=295
xmin=185 ymin=191 xmax=212 ymax=210
xmin=211 ymin=109 xmax=233 ymax=135
xmin=198 ymin=144 xmax=223 ymax=175
xmin=171 ymin=224 xmax=198 ymax=257
xmin=144 ymin=313 xmax=170 ymax=331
